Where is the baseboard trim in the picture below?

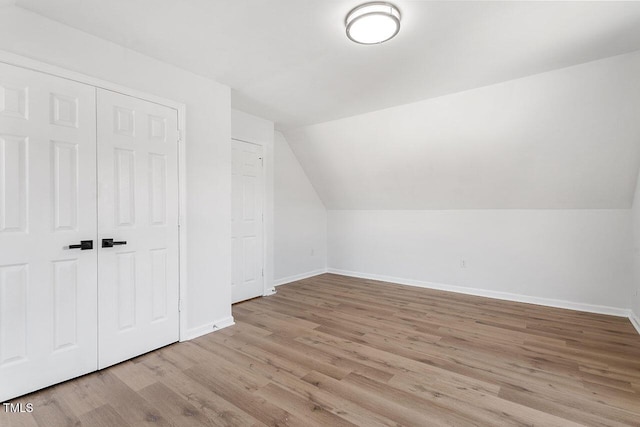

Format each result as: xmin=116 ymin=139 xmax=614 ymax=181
xmin=629 ymin=310 xmax=640 ymax=335
xmin=327 ymin=268 xmax=630 ymax=318
xmin=263 ymin=287 xmax=277 ymax=296
xmin=181 ymin=315 xmax=235 ymax=341
xmin=274 ymin=268 xmax=328 ymax=287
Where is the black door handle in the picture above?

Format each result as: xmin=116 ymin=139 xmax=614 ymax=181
xmin=102 ymin=238 xmax=127 ymax=248
xmin=69 ymin=240 xmax=93 ymax=250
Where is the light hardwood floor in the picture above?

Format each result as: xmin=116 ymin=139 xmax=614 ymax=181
xmin=2 ymin=273 xmax=640 ymax=426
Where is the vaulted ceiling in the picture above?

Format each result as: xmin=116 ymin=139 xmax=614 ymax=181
xmin=284 ymin=51 xmax=640 ymax=209
xmin=15 ymin=0 xmax=640 ymax=129
xmin=14 ymin=0 xmax=640 ymax=209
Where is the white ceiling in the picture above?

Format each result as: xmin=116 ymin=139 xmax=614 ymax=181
xmin=285 ymin=51 xmax=640 ymax=209
xmin=14 ymin=0 xmax=640 ymax=209
xmin=16 ymin=0 xmax=640 ymax=129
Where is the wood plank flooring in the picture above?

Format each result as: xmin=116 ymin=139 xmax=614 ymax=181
xmin=2 ymin=273 xmax=640 ymax=426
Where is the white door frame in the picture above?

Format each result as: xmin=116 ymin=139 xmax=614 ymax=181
xmin=0 ymin=50 xmax=190 ymax=341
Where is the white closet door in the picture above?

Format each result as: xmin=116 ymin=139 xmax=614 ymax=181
xmin=96 ymin=89 xmax=179 ymax=369
xmin=0 ymin=62 xmax=97 ymax=401
xmin=231 ymin=139 xmax=264 ymax=303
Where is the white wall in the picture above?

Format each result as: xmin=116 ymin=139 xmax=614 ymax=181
xmin=631 ymin=170 xmax=640 ymax=324
xmin=274 ymin=132 xmax=327 ymax=285
xmin=231 ymin=109 xmax=275 ymax=294
xmin=328 ymin=210 xmax=633 ymax=312
xmin=0 ymin=5 xmax=232 ymax=338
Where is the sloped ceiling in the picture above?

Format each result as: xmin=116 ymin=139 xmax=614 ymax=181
xmin=15 ymin=0 xmax=640 ymax=129
xmin=284 ymin=51 xmax=640 ymax=209
xmin=14 ymin=0 xmax=640 ymax=209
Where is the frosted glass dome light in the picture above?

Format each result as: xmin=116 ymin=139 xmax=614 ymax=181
xmin=346 ymin=2 xmax=401 ymax=45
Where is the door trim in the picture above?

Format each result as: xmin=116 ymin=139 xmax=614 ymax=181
xmin=0 ymin=50 xmax=190 ymax=342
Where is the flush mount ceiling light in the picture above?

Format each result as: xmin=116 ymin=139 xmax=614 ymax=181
xmin=345 ymin=2 xmax=401 ymax=45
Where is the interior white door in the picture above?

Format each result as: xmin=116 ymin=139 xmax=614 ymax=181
xmin=96 ymin=89 xmax=179 ymax=369
xmin=231 ymin=139 xmax=264 ymax=303
xmin=0 ymin=62 xmax=98 ymax=401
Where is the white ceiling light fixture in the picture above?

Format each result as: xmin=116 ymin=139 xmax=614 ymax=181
xmin=345 ymin=2 xmax=401 ymax=45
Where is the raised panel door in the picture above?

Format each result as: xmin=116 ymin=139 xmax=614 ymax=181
xmin=0 ymin=62 xmax=97 ymax=401
xmin=96 ymin=89 xmax=179 ymax=369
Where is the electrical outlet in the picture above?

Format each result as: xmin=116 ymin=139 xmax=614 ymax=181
xmin=460 ymin=259 xmax=466 ymax=268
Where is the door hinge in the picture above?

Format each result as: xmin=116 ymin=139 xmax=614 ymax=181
xmin=178 ymin=129 xmax=183 ymax=143
xmin=262 ymin=268 xmax=264 ymax=277
xmin=178 ymin=298 xmax=183 ymax=312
